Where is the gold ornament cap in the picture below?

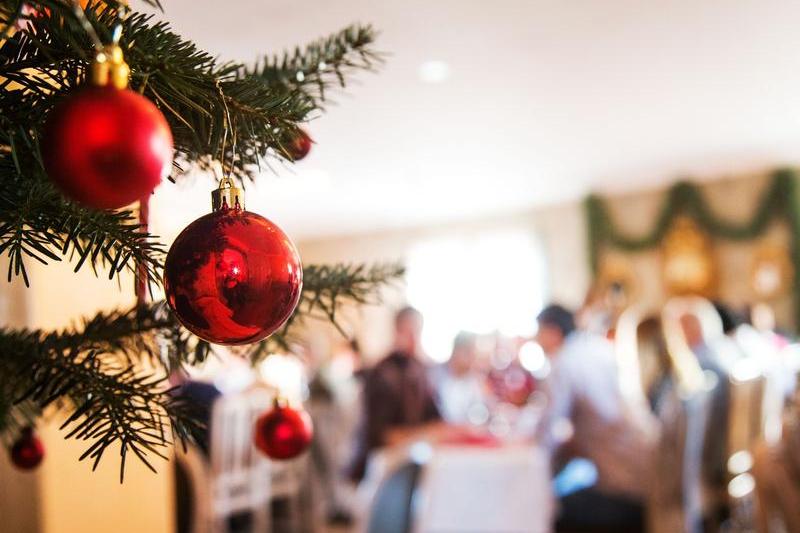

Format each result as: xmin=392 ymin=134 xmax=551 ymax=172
xmin=212 ymin=177 xmax=244 ymax=211
xmin=90 ymin=44 xmax=130 ymax=89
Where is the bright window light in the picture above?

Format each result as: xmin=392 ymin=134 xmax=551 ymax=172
xmin=519 ymin=341 xmax=551 ymax=378
xmin=406 ymin=231 xmax=547 ymax=362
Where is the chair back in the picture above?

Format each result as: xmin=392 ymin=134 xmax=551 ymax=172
xmin=209 ymin=388 xmax=272 ymax=532
xmin=649 ymin=381 xmax=713 ymax=533
xmin=727 ymin=366 xmax=766 ymax=460
xmin=367 ymin=461 xmax=422 ymax=533
xmin=174 ymin=444 xmax=214 ymax=533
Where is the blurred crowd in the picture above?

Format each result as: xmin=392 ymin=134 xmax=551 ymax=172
xmin=304 ymin=295 xmax=800 ymax=533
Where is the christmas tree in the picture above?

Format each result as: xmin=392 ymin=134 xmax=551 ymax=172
xmin=0 ymin=0 xmax=400 ymax=480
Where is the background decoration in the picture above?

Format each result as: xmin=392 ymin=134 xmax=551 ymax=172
xmin=10 ymin=427 xmax=44 ymax=470
xmin=286 ymin=128 xmax=313 ymax=161
xmin=585 ymin=168 xmax=800 ymax=329
xmin=254 ymin=400 xmax=313 ymax=460
xmin=660 ymin=217 xmax=716 ymax=297
xmin=750 ymin=243 xmax=793 ymax=301
xmin=578 ymin=253 xmax=639 ymax=335
xmin=595 ymin=253 xmax=639 ymax=310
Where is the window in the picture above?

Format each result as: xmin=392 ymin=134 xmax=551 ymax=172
xmin=405 ymin=230 xmax=547 ymax=362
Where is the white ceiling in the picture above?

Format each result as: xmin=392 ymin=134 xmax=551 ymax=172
xmin=149 ymin=0 xmax=800 ymax=240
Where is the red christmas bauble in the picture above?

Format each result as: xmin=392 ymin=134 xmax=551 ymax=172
xmin=42 ymin=86 xmax=173 ymax=209
xmin=287 ymin=129 xmax=312 ymax=161
xmin=164 ymin=205 xmax=303 ymax=345
xmin=10 ymin=428 xmax=44 ymax=470
xmin=254 ymin=403 xmax=313 ymax=460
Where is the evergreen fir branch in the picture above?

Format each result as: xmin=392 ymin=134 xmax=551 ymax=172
xmin=0 ymin=3 xmax=381 ymax=177
xmin=0 ymin=323 xmax=204 ymax=481
xmin=0 ymin=166 xmax=166 ymax=287
xmin=247 ymin=24 xmax=382 ymax=110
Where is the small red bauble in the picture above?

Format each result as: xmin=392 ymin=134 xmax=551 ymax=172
xmin=11 ymin=428 xmax=44 ymax=470
xmin=164 ymin=187 xmax=303 ymax=345
xmin=254 ymin=403 xmax=313 ymax=460
xmin=287 ymin=129 xmax=312 ymax=161
xmin=42 ymin=85 xmax=173 ymax=209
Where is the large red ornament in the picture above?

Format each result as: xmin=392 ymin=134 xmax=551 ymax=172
xmin=254 ymin=401 xmax=313 ymax=460
xmin=41 ymin=45 xmax=173 ymax=210
xmin=164 ymin=181 xmax=303 ymax=345
xmin=287 ymin=129 xmax=312 ymax=161
xmin=10 ymin=428 xmax=44 ymax=470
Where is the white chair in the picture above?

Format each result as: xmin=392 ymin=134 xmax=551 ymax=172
xmin=208 ymin=388 xmax=273 ymax=532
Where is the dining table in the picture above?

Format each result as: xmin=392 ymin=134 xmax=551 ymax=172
xmin=359 ymin=438 xmax=555 ymax=533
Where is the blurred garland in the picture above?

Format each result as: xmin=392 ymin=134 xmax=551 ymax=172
xmin=585 ymin=167 xmax=800 ymax=329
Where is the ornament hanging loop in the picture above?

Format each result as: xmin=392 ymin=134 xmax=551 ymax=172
xmin=90 ymin=44 xmax=130 ymax=89
xmin=70 ymin=0 xmax=130 ymax=89
xmin=212 ymin=171 xmax=244 ymax=211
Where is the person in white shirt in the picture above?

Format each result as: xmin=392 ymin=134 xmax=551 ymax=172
xmin=432 ymin=332 xmax=487 ymax=424
xmin=536 ymin=304 xmax=653 ymax=533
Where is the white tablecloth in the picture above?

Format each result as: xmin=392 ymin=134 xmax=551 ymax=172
xmin=414 ymin=444 xmax=553 ymax=533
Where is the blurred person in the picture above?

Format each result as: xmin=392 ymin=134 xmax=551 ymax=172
xmin=308 ymin=339 xmax=363 ymax=525
xmin=707 ymin=301 xmax=748 ymax=370
xmin=732 ymin=302 xmax=795 ymax=445
xmin=536 ymin=304 xmax=653 ymax=533
xmin=432 ymin=331 xmax=487 ymax=424
xmin=634 ymin=316 xmax=674 ymax=412
xmin=347 ymin=306 xmax=446 ymax=482
xmin=680 ymin=311 xmax=731 ymax=491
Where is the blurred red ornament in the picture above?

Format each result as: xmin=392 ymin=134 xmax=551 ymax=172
xmin=487 ymin=362 xmax=536 ymax=406
xmin=254 ymin=402 xmax=313 ymax=460
xmin=42 ymin=45 xmax=173 ymax=210
xmin=287 ymin=129 xmax=312 ymax=161
xmin=164 ymin=181 xmax=303 ymax=345
xmin=11 ymin=428 xmax=44 ymax=470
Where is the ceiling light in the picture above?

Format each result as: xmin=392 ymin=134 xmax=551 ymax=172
xmin=418 ymin=60 xmax=451 ymax=84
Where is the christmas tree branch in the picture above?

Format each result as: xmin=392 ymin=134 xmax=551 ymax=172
xmin=247 ymin=24 xmax=383 ymax=111
xmin=0 ymin=323 xmax=203 ymax=481
xmin=0 ymin=2 xmax=380 ymax=175
xmin=0 ymin=166 xmax=165 ymax=287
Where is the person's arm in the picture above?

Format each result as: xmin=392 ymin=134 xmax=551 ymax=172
xmin=537 ymin=356 xmax=574 ymax=449
xmin=384 ymin=421 xmax=452 ymax=446
xmin=363 ymin=369 xmax=396 ymax=450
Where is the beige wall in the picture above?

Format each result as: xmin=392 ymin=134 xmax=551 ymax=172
xmin=0 ymin=260 xmax=174 ymax=533
xmin=0 ymin=269 xmax=38 ymax=533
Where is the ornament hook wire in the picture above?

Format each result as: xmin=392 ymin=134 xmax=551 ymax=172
xmin=215 ymin=78 xmax=239 ymax=185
